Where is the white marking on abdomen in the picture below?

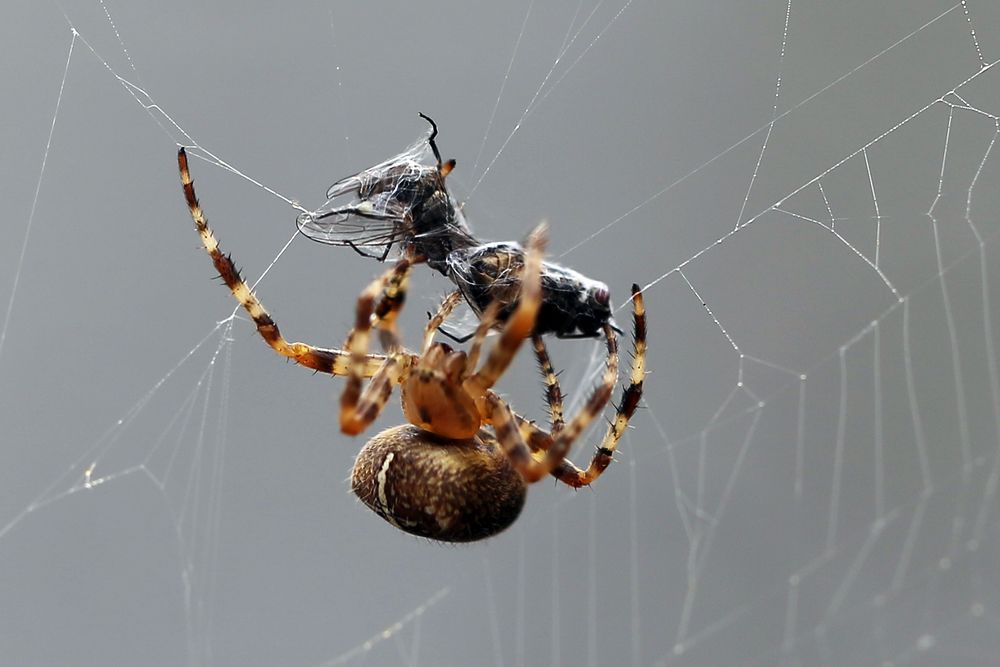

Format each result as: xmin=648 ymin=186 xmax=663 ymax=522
xmin=375 ymin=452 xmax=399 ymax=527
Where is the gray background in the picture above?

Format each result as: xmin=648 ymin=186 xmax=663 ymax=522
xmin=3 ymin=1 xmax=1000 ymax=665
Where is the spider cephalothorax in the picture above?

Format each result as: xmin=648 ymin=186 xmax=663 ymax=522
xmin=178 ymin=147 xmax=646 ymax=542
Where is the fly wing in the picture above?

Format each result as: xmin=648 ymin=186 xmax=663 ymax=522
xmin=296 ymin=189 xmax=411 ymax=251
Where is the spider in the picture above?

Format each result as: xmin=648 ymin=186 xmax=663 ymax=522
xmin=178 ymin=148 xmax=647 ymax=542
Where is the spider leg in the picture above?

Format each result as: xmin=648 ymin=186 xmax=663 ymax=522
xmin=372 ymin=252 xmax=435 ymax=351
xmin=344 ymin=352 xmax=411 ymax=435
xmin=422 ymin=290 xmax=464 ymax=353
xmin=483 ymin=315 xmax=616 ymax=485
xmin=463 ymin=300 xmax=502 ymax=376
xmin=464 ymin=223 xmax=547 ymax=397
xmin=484 ymin=391 xmax=559 ymax=483
xmin=548 ymin=285 xmax=647 ymax=488
xmin=177 ymin=148 xmax=384 ymax=378
xmin=514 ymin=416 xmax=553 ymax=454
xmin=531 ymin=335 xmax=565 ymax=433
xmin=371 ymin=258 xmax=413 ymax=352
xmin=535 ymin=322 xmax=619 ymax=477
xmin=340 ymin=260 xmax=414 ymax=435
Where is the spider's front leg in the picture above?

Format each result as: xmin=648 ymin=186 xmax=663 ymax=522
xmin=177 ymin=148 xmax=384 ymax=378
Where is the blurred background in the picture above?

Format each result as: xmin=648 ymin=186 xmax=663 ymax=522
xmin=2 ymin=1 xmax=1000 ymax=665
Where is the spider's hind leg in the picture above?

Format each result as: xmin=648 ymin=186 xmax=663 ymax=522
xmin=550 ymin=285 xmax=647 ymax=488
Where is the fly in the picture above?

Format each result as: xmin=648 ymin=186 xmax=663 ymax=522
xmin=297 ymin=115 xmax=617 ymax=338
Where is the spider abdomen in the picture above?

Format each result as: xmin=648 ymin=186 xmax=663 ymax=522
xmin=352 ymin=424 xmax=526 ymax=542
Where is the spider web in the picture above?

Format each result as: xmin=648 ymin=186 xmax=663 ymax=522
xmin=2 ymin=1 xmax=1000 ymax=665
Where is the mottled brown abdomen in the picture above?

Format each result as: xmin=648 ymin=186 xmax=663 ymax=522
xmin=352 ymin=424 xmax=527 ymax=542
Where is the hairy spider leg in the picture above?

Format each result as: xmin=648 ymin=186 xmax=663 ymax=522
xmin=550 ymin=285 xmax=647 ymax=488
xmin=177 ymin=148 xmax=384 ymax=378
xmin=501 ymin=286 xmax=645 ymax=487
xmin=539 ymin=324 xmax=619 ymax=472
xmin=531 ymin=335 xmax=565 ymax=433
